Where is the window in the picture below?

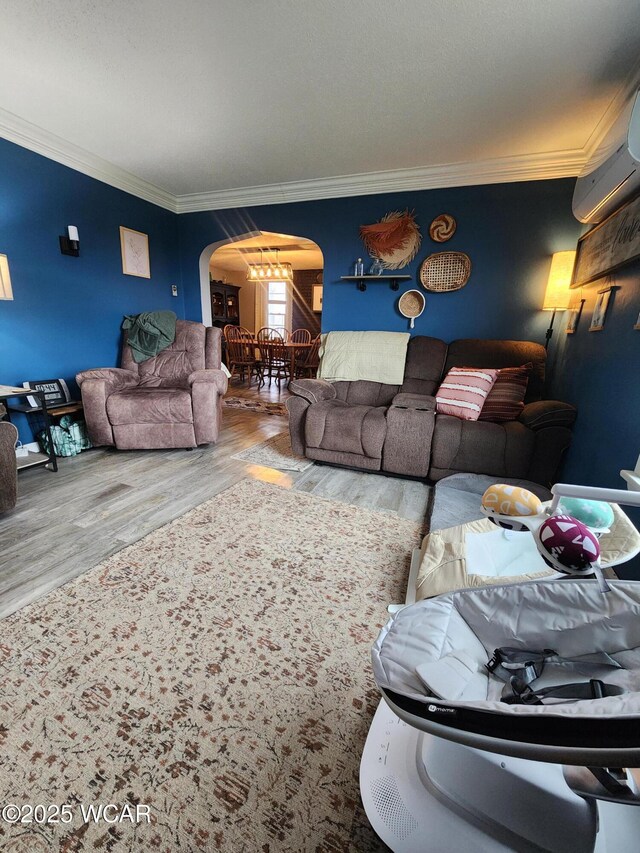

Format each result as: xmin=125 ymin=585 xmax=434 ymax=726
xmin=267 ymin=280 xmax=288 ymax=333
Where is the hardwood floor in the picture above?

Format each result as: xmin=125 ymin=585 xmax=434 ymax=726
xmin=0 ymin=378 xmax=430 ymax=619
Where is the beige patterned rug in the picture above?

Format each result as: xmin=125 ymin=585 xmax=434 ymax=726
xmin=231 ymin=432 xmax=313 ymax=472
xmin=1 ymin=479 xmax=420 ymax=852
xmin=223 ymin=397 xmax=288 ymax=416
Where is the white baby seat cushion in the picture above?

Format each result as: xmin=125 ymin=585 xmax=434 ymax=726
xmin=414 ymin=503 xmax=640 ymax=600
xmin=372 ymin=580 xmax=640 ymax=756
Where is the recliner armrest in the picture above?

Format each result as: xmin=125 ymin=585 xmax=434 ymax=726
xmin=519 ymin=400 xmax=577 ymax=431
xmin=76 ymin=368 xmax=138 ymax=393
xmin=188 ymin=368 xmax=228 ymax=395
xmin=289 ymin=378 xmax=336 ymax=404
xmin=390 ymin=393 xmax=436 ymax=411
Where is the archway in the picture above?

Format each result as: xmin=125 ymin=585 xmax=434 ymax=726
xmin=199 ymin=232 xmax=323 ymax=335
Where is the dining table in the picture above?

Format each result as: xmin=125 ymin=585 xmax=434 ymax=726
xmin=241 ymin=338 xmax=312 ymax=385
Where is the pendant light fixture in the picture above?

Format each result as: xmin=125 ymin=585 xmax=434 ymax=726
xmin=247 ymin=248 xmax=292 ymax=281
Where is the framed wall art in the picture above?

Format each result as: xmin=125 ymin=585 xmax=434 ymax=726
xmin=589 ymin=285 xmax=618 ymax=332
xmin=312 ymin=284 xmax=323 ymax=313
xmin=634 ymin=310 xmax=640 ymax=330
xmin=565 ymin=298 xmax=585 ymax=334
xmin=120 ymin=226 xmax=151 ymax=278
xmin=572 ymin=191 xmax=640 ymax=288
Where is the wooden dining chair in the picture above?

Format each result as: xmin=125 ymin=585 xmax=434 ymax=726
xmin=289 ymin=329 xmax=312 ymax=381
xmin=256 ymin=327 xmax=290 ymax=388
xmin=294 ymin=334 xmax=321 ymax=378
xmin=290 ymin=328 xmax=312 ymax=344
xmin=226 ymin=325 xmax=261 ymax=385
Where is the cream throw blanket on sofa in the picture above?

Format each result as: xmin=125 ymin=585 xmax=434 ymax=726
xmin=318 ymin=331 xmax=410 ymax=385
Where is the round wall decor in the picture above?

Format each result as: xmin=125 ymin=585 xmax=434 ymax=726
xmin=429 ymin=214 xmax=456 ymax=242
xmin=420 ymin=251 xmax=471 ymax=292
xmin=398 ymin=289 xmax=425 ymax=328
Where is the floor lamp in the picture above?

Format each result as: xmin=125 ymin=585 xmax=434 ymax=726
xmin=542 ymin=250 xmax=575 ymax=349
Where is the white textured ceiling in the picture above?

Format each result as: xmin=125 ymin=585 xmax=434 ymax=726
xmin=1 ymin=0 xmax=640 ymax=206
xmin=210 ymin=233 xmax=323 ymax=272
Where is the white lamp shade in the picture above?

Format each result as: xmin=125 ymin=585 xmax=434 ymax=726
xmin=542 ymin=251 xmax=576 ymax=311
xmin=0 ymin=254 xmax=13 ymax=300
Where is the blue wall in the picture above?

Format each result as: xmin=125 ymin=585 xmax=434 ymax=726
xmin=0 ymin=137 xmax=183 ymax=440
xmin=178 ymin=179 xmax=582 ymax=345
xmin=554 ymin=260 xmax=640 ymax=488
xmin=553 ymin=260 xmax=640 ymax=578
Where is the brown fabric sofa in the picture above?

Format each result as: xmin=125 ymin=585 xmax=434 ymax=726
xmin=0 ymin=420 xmax=18 ymax=512
xmin=77 ymin=321 xmax=228 ymax=450
xmin=287 ymin=336 xmax=576 ymax=486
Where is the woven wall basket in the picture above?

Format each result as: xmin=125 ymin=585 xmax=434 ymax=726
xmin=419 ymin=251 xmax=471 ymax=292
xmin=398 ymin=289 xmax=425 ymax=328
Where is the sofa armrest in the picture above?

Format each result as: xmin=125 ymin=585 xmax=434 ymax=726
xmin=0 ymin=421 xmax=19 ymax=513
xmin=385 ymin=395 xmax=435 ymax=478
xmin=519 ymin=400 xmax=577 ymax=431
xmin=188 ymin=368 xmax=228 ymax=395
xmin=390 ymin=392 xmax=436 ymax=411
xmin=289 ymin=378 xmax=336 ymax=404
xmin=76 ymin=368 xmax=138 ymax=393
xmin=75 ymin=369 xmax=138 ymax=447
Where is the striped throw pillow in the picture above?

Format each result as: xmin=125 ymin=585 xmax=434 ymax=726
xmin=479 ymin=364 xmax=531 ymax=423
xmin=436 ymin=367 xmax=498 ymax=420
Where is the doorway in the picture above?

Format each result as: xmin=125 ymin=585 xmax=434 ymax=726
xmin=201 ymin=231 xmax=323 ymax=337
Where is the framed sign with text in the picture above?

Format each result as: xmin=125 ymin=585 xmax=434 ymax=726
xmin=572 ymin=191 xmax=640 ymax=288
xmin=22 ymin=378 xmax=72 ymax=409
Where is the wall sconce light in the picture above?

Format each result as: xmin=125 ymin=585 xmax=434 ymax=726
xmin=0 ymin=254 xmax=13 ymax=300
xmin=542 ymin=250 xmax=576 ymax=349
xmin=60 ymin=225 xmax=80 ymax=257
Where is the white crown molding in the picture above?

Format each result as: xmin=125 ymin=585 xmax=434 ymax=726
xmin=0 ymin=107 xmax=177 ymax=212
xmin=0 ymin=104 xmax=594 ymax=214
xmin=175 ymin=149 xmax=587 ymax=212
xmin=582 ymin=64 xmax=640 ymax=160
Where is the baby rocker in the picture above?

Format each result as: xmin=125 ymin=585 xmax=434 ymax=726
xmin=360 ymin=483 xmax=640 ymax=852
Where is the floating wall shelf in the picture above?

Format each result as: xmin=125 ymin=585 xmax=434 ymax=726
xmin=340 ymin=275 xmax=412 ymax=292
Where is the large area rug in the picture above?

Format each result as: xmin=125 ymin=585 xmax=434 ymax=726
xmin=231 ymin=432 xmax=313 ymax=472
xmin=224 ymin=397 xmax=288 ymax=416
xmin=1 ymin=479 xmax=420 ymax=852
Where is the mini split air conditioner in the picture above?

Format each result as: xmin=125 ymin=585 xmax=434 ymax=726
xmin=573 ymin=89 xmax=640 ymax=223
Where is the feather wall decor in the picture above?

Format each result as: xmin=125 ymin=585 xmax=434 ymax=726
xmin=359 ymin=209 xmax=421 ymax=270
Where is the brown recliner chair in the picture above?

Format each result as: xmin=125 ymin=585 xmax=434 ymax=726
xmin=0 ymin=420 xmax=18 ymax=512
xmin=77 ymin=321 xmax=228 ymax=450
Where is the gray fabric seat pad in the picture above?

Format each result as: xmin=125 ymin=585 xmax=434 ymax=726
xmin=372 ymin=580 xmax=640 ymax=718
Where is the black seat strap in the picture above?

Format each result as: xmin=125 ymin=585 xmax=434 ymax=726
xmin=487 ymin=646 xmax=623 ymax=706
xmin=502 ymin=678 xmax=624 ymax=705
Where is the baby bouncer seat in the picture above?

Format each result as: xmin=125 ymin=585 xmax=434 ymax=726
xmin=361 ymin=485 xmax=640 ymax=853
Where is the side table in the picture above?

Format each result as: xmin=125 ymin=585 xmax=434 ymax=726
xmin=0 ymin=385 xmax=58 ymax=473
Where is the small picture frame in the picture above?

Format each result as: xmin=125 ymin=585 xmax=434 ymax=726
xmin=120 ymin=226 xmax=151 ymax=278
xmin=589 ymin=285 xmax=616 ymax=332
xmin=634 ymin=310 xmax=640 ymax=331
xmin=565 ymin=298 xmax=585 ymax=334
xmin=312 ymin=284 xmax=323 ymax=313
